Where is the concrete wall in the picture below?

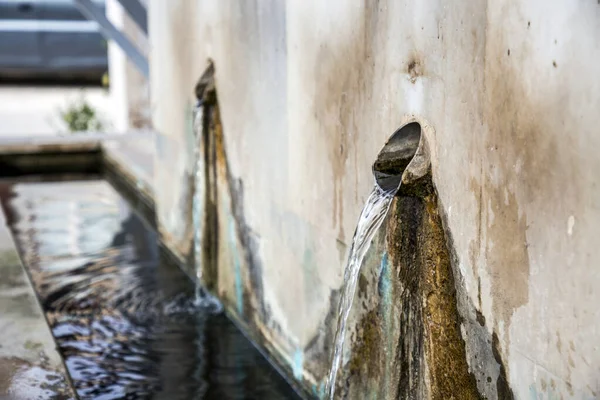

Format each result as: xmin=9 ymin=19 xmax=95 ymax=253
xmin=149 ymin=1 xmax=600 ymax=398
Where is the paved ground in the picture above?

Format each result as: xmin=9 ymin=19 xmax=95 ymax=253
xmin=0 ymin=201 xmax=75 ymax=399
xmin=0 ymin=85 xmax=112 ymax=137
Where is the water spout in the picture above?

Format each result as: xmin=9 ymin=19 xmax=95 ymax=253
xmin=372 ymin=121 xmax=423 ymax=194
xmin=327 ymin=120 xmax=428 ymax=399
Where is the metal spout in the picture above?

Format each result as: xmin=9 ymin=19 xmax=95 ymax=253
xmin=373 ymin=121 xmax=423 ymax=194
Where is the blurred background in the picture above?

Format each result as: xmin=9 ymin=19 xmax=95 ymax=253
xmin=0 ymin=0 xmax=150 ymax=136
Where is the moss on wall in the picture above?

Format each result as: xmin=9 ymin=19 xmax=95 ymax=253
xmin=419 ymin=190 xmax=481 ymax=399
xmin=342 ymin=173 xmax=482 ymax=399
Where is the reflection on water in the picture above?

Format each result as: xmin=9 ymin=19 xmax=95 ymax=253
xmin=0 ymin=180 xmax=300 ymax=400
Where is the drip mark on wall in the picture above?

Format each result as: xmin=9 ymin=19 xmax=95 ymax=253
xmin=229 ymin=218 xmax=244 ymax=315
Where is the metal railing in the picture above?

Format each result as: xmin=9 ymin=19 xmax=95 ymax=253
xmin=74 ymin=0 xmax=149 ymax=78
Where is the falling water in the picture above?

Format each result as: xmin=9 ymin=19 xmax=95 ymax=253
xmin=192 ymin=104 xmax=223 ymax=313
xmin=193 ymin=103 xmax=204 ymax=280
xmin=327 ymin=184 xmax=395 ymax=399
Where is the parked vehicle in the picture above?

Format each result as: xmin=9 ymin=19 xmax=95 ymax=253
xmin=0 ymin=0 xmax=107 ymax=82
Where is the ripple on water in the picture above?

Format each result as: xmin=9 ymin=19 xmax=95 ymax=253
xmin=1 ymin=180 xmax=299 ymax=400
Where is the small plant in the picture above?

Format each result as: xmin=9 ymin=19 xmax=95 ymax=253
xmin=101 ymin=71 xmax=109 ymax=88
xmin=60 ymin=98 xmax=104 ymax=133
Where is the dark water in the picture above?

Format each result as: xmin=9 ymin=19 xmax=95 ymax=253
xmin=0 ymin=180 xmax=300 ymax=400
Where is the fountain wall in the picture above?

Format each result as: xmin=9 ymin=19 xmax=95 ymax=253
xmin=149 ymin=1 xmax=600 ymax=398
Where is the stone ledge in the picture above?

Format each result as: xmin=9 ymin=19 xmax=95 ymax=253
xmin=0 ymin=204 xmax=76 ymax=399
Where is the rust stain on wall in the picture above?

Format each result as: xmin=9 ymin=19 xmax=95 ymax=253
xmin=419 ymin=192 xmax=482 ymax=400
xmin=407 ymin=56 xmax=425 ymax=83
xmin=468 ymin=175 xmax=484 ymax=311
xmin=477 ymin=8 xmax=583 ymax=371
xmin=312 ymin=4 xmax=386 ymax=241
xmin=482 ymin=41 xmax=535 ymax=337
xmin=484 ymin=187 xmax=530 ymax=339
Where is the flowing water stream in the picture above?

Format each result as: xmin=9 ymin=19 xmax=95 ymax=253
xmin=327 ymin=185 xmax=395 ymax=399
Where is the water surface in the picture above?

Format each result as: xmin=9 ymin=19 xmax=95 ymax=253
xmin=0 ymin=180 xmax=300 ymax=400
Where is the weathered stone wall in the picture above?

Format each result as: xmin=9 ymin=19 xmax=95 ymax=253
xmin=149 ymin=1 xmax=600 ymax=398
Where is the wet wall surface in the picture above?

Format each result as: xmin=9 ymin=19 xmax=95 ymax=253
xmin=0 ymin=180 xmax=300 ymax=400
